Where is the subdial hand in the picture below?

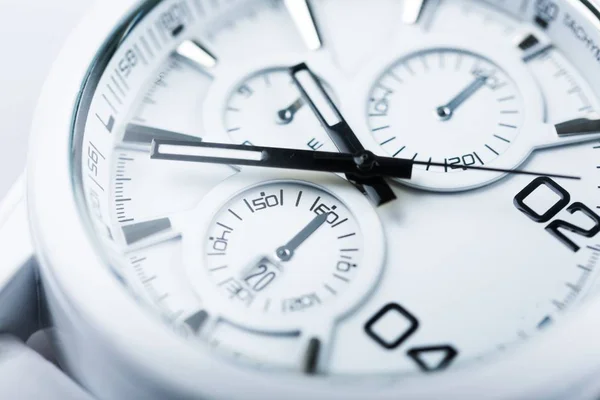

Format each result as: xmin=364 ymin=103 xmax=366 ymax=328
xmin=436 ymin=75 xmax=488 ymax=121
xmin=151 ymin=139 xmax=580 ymax=181
xmin=276 ymin=212 xmax=329 ymax=262
xmin=276 ymin=98 xmax=306 ymax=125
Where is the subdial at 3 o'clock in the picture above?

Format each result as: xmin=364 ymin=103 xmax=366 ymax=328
xmin=224 ymin=68 xmax=337 ymax=152
xmin=367 ymin=48 xmax=524 ymax=174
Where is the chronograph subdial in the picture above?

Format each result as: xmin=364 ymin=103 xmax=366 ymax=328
xmin=367 ymin=49 xmax=525 ymax=187
xmin=222 ymin=68 xmax=338 ymax=152
xmin=205 ymin=183 xmax=362 ymax=315
xmin=182 ymin=171 xmax=385 ymax=334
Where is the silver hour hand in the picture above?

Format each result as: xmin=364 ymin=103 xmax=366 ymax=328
xmin=436 ymin=76 xmax=488 ymax=121
xmin=290 ymin=63 xmax=364 ymax=153
xmin=276 ymin=213 xmax=329 ymax=262
xmin=289 ymin=62 xmax=397 ymax=206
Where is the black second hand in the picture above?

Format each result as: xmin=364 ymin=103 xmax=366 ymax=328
xmin=409 ymin=160 xmax=579 ymax=180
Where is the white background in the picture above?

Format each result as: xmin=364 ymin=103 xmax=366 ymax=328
xmin=0 ymin=0 xmax=93 ymax=198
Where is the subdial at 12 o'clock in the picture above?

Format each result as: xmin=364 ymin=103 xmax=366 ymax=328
xmin=224 ymin=68 xmax=337 ymax=152
xmin=367 ymin=48 xmax=524 ymax=175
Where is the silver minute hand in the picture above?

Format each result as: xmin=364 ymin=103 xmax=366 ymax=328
xmin=150 ymin=139 xmax=414 ymax=179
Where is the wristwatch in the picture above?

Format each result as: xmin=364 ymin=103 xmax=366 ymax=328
xmin=4 ymin=0 xmax=600 ymax=398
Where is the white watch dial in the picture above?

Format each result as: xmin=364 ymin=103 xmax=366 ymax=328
xmin=72 ymin=0 xmax=600 ymax=383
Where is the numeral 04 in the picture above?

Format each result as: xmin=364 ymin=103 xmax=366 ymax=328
xmin=514 ymin=177 xmax=600 ymax=252
xmin=364 ymin=303 xmax=458 ymax=372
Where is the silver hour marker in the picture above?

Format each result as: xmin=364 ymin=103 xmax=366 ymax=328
xmin=303 ymin=337 xmax=321 ymax=374
xmin=402 ymin=0 xmax=427 ymax=24
xmin=518 ymin=33 xmax=539 ymax=51
xmin=175 ymin=39 xmax=218 ymax=69
xmin=555 ymin=117 xmax=600 ymax=137
xmin=533 ymin=119 xmax=600 ymax=149
xmin=184 ymin=310 xmax=210 ymax=333
xmin=517 ymin=33 xmax=553 ymax=62
xmin=122 ymin=218 xmax=172 ymax=245
xmin=123 ymin=124 xmax=202 ymax=145
xmin=285 ymin=0 xmax=322 ymax=51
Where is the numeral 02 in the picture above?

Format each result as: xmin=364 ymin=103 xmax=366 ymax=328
xmin=514 ymin=177 xmax=600 ymax=252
